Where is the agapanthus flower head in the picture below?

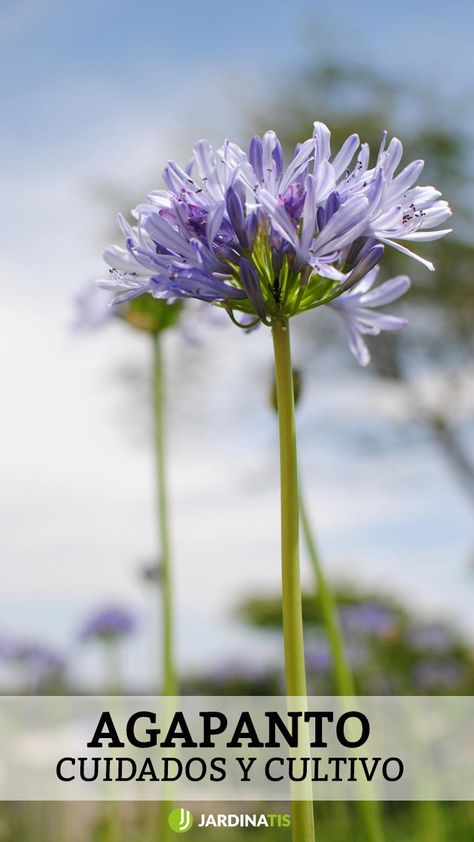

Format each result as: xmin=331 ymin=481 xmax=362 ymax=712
xmin=99 ymin=121 xmax=451 ymax=363
xmin=80 ymin=605 xmax=136 ymax=643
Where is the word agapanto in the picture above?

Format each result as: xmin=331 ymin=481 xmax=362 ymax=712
xmin=85 ymin=708 xmax=370 ymax=750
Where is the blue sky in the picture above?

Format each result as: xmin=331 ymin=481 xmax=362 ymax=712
xmin=1 ymin=0 xmax=473 ymax=164
xmin=1 ymin=0 xmax=472 ymax=301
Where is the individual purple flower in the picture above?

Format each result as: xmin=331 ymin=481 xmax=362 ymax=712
xmin=80 ymin=606 xmax=136 ymax=642
xmin=328 ymin=266 xmax=410 ymax=365
xmin=337 ymin=130 xmax=452 ymax=270
xmin=98 ymin=122 xmax=451 ymax=363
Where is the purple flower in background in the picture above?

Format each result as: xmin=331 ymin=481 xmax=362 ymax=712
xmin=210 ymin=659 xmax=270 ymax=685
xmin=1 ymin=638 xmax=65 ymax=689
xmin=306 ymin=640 xmax=332 ymax=673
xmin=98 ymin=120 xmax=450 ymax=364
xmin=14 ymin=642 xmax=64 ymax=671
xmin=340 ymin=602 xmax=399 ymax=639
xmin=363 ymin=675 xmax=397 ymax=695
xmin=73 ymin=283 xmax=114 ymax=330
xmin=413 ymin=659 xmax=466 ymax=691
xmin=0 ymin=636 xmax=16 ymax=659
xmin=345 ymin=639 xmax=370 ymax=668
xmin=328 ymin=267 xmax=410 ymax=365
xmin=80 ymin=606 xmax=136 ymax=642
xmin=73 ymin=279 xmax=183 ymax=335
xmin=306 ymin=637 xmax=369 ymax=672
xmin=406 ymin=623 xmax=456 ymax=654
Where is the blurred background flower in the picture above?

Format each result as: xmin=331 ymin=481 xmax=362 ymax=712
xmin=79 ymin=604 xmax=136 ymax=693
xmin=79 ymin=605 xmax=136 ymax=642
xmin=0 ymin=636 xmax=66 ymax=692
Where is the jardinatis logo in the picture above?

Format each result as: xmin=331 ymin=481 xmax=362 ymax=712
xmin=168 ymin=808 xmax=290 ymax=832
xmin=168 ymin=808 xmax=194 ymax=833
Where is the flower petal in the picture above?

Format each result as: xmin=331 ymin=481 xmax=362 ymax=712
xmin=360 ymin=274 xmax=410 ymax=307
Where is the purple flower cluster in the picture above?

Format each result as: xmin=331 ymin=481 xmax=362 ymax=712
xmin=406 ymin=622 xmax=455 ymax=654
xmin=413 ymin=659 xmax=466 ymax=692
xmin=306 ymin=637 xmax=369 ymax=672
xmin=99 ymin=122 xmax=451 ymax=364
xmin=80 ymin=606 xmax=136 ymax=642
xmin=0 ymin=637 xmax=65 ymax=689
xmin=340 ymin=602 xmax=399 ymax=639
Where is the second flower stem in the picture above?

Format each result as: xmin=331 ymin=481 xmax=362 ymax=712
xmin=271 ymin=318 xmax=315 ymax=842
xmin=153 ymin=332 xmax=177 ymax=697
xmin=299 ymin=493 xmax=354 ymax=697
xmin=153 ymin=333 xmax=176 ymax=842
xmin=300 ymin=491 xmax=385 ymax=842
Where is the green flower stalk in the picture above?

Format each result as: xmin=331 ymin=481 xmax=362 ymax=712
xmin=272 ymin=319 xmax=316 ymax=841
xmin=299 ymin=493 xmax=385 ymax=842
xmin=79 ymin=604 xmax=135 ymax=693
xmin=152 ymin=326 xmax=177 ymax=842
xmin=130 ymin=297 xmax=182 ymax=699
xmin=275 ymin=368 xmax=384 ymax=841
xmin=299 ymin=494 xmax=354 ymax=698
xmin=75 ymin=290 xmax=182 ymax=841
xmin=75 ymin=289 xmax=181 ymax=697
xmin=152 ymin=331 xmax=177 ymax=696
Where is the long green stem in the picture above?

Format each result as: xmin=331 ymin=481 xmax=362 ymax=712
xmin=153 ymin=333 xmax=176 ymax=842
xmin=271 ymin=318 xmax=315 ymax=842
xmin=300 ymin=490 xmax=385 ymax=842
xmin=299 ymin=494 xmax=354 ymax=697
xmin=153 ymin=332 xmax=177 ymax=697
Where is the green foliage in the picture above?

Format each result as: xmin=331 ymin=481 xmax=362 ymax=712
xmin=238 ymin=588 xmax=474 ymax=696
xmin=2 ymin=801 xmax=473 ymax=842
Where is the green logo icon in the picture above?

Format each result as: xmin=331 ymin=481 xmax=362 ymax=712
xmin=168 ymin=808 xmax=194 ymax=833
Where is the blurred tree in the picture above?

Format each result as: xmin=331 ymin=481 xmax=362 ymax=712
xmin=248 ymin=58 xmax=474 ymax=504
xmin=236 ymin=589 xmax=474 ymax=696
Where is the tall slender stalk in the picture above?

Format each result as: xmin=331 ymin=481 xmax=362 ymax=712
xmin=300 ymin=491 xmax=385 ymax=842
xmin=153 ymin=332 xmax=177 ymax=697
xmin=153 ymin=332 xmax=176 ymax=842
xmin=299 ymin=494 xmax=354 ymax=697
xmin=271 ymin=318 xmax=315 ymax=842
